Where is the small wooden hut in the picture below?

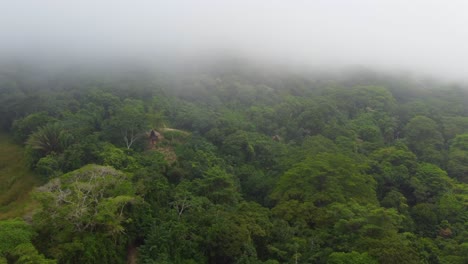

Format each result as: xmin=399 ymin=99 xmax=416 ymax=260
xmin=149 ymin=129 xmax=161 ymax=146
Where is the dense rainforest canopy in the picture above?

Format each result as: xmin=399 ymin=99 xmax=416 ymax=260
xmin=0 ymin=64 xmax=467 ymax=264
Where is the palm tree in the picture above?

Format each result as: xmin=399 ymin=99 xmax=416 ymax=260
xmin=27 ymin=123 xmax=73 ymax=154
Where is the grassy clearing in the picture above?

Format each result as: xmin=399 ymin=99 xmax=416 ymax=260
xmin=0 ymin=133 xmax=40 ymax=220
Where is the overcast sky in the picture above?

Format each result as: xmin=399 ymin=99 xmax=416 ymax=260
xmin=1 ymin=0 xmax=468 ymax=79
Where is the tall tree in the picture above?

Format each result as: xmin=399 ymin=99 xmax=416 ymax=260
xmin=105 ymin=99 xmax=148 ymax=149
xmin=403 ymin=116 xmax=444 ymax=165
xmin=33 ymin=165 xmax=135 ymax=263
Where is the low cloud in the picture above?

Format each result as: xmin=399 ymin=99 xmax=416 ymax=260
xmin=1 ymin=1 xmax=467 ymax=80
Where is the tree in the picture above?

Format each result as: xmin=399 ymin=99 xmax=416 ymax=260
xmin=26 ymin=123 xmax=73 ymax=156
xmin=0 ymin=219 xmax=55 ymax=264
xmin=98 ymin=143 xmax=139 ymax=171
xmin=447 ymin=133 xmax=468 ymax=182
xmin=34 ymin=165 xmax=135 ymax=234
xmin=0 ymin=219 xmax=34 ymax=255
xmin=105 ymin=99 xmax=148 ymax=149
xmin=272 ymin=153 xmax=378 ymax=231
xmin=411 ymin=163 xmax=452 ymax=203
xmin=368 ymin=143 xmax=418 ymax=202
xmin=11 ymin=112 xmax=56 ymax=144
xmin=331 ymin=85 xmax=396 ymax=119
xmin=349 ymin=113 xmax=385 ymax=153
xmin=35 ymin=154 xmax=62 ymax=179
xmin=272 ymin=153 xmax=377 ymax=208
xmin=33 ymin=165 xmax=135 ymax=263
xmin=327 ymin=251 xmax=377 ymax=264
xmin=195 ymin=166 xmax=240 ymax=205
xmin=411 ymin=203 xmax=438 ymax=236
xmin=403 ymin=116 xmax=444 ymax=165
xmin=362 ymin=235 xmax=421 ymax=264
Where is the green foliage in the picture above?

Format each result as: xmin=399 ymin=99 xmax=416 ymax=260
xmin=437 ymin=182 xmax=468 ymax=224
xmin=26 ymin=123 xmax=73 ymax=156
xmin=404 ymin=116 xmax=444 ymax=165
xmin=34 ymin=165 xmax=134 ymax=233
xmin=176 ymin=136 xmax=227 ymax=179
xmin=98 ymin=143 xmax=139 ymax=171
xmin=7 ymin=243 xmax=56 ymax=264
xmin=411 ymin=203 xmax=438 ymax=236
xmin=11 ymin=112 xmax=56 ymax=144
xmin=0 ymin=219 xmax=33 ymax=254
xmin=0 ymin=219 xmax=55 ymax=264
xmin=368 ymin=144 xmax=418 ymax=201
xmin=2 ymin=66 xmax=468 ymax=263
xmin=195 ymin=166 xmax=240 ymax=205
xmin=411 ymin=163 xmax=452 ymax=203
xmin=35 ymin=154 xmax=62 ymax=179
xmin=327 ymin=251 xmax=377 ymax=264
xmin=139 ymin=217 xmax=206 ymax=264
xmin=272 ymin=153 xmax=377 ymax=208
xmin=104 ymin=98 xmax=148 ymax=149
xmin=361 ymin=235 xmax=421 ymax=264
xmin=448 ymin=133 xmax=468 ymax=182
xmin=442 ymin=116 xmax=468 ymax=140
xmin=0 ymin=133 xmax=40 ymax=220
xmin=32 ymin=165 xmax=135 ymax=263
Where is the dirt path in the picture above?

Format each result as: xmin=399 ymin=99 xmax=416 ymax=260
xmin=160 ymin=127 xmax=191 ymax=135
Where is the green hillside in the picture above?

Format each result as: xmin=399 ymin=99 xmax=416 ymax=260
xmin=0 ymin=133 xmax=39 ymax=219
xmin=0 ymin=67 xmax=467 ymax=263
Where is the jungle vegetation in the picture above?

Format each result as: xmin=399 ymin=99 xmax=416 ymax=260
xmin=0 ymin=64 xmax=467 ymax=264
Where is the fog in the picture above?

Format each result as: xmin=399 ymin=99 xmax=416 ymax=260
xmin=1 ymin=0 xmax=468 ymax=80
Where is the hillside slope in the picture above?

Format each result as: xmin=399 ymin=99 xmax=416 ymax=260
xmin=0 ymin=133 xmax=39 ymax=219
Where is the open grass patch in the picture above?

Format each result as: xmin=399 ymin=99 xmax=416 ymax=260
xmin=0 ymin=133 xmax=40 ymax=219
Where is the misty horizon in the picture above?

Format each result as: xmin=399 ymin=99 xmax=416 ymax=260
xmin=1 ymin=1 xmax=468 ymax=81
